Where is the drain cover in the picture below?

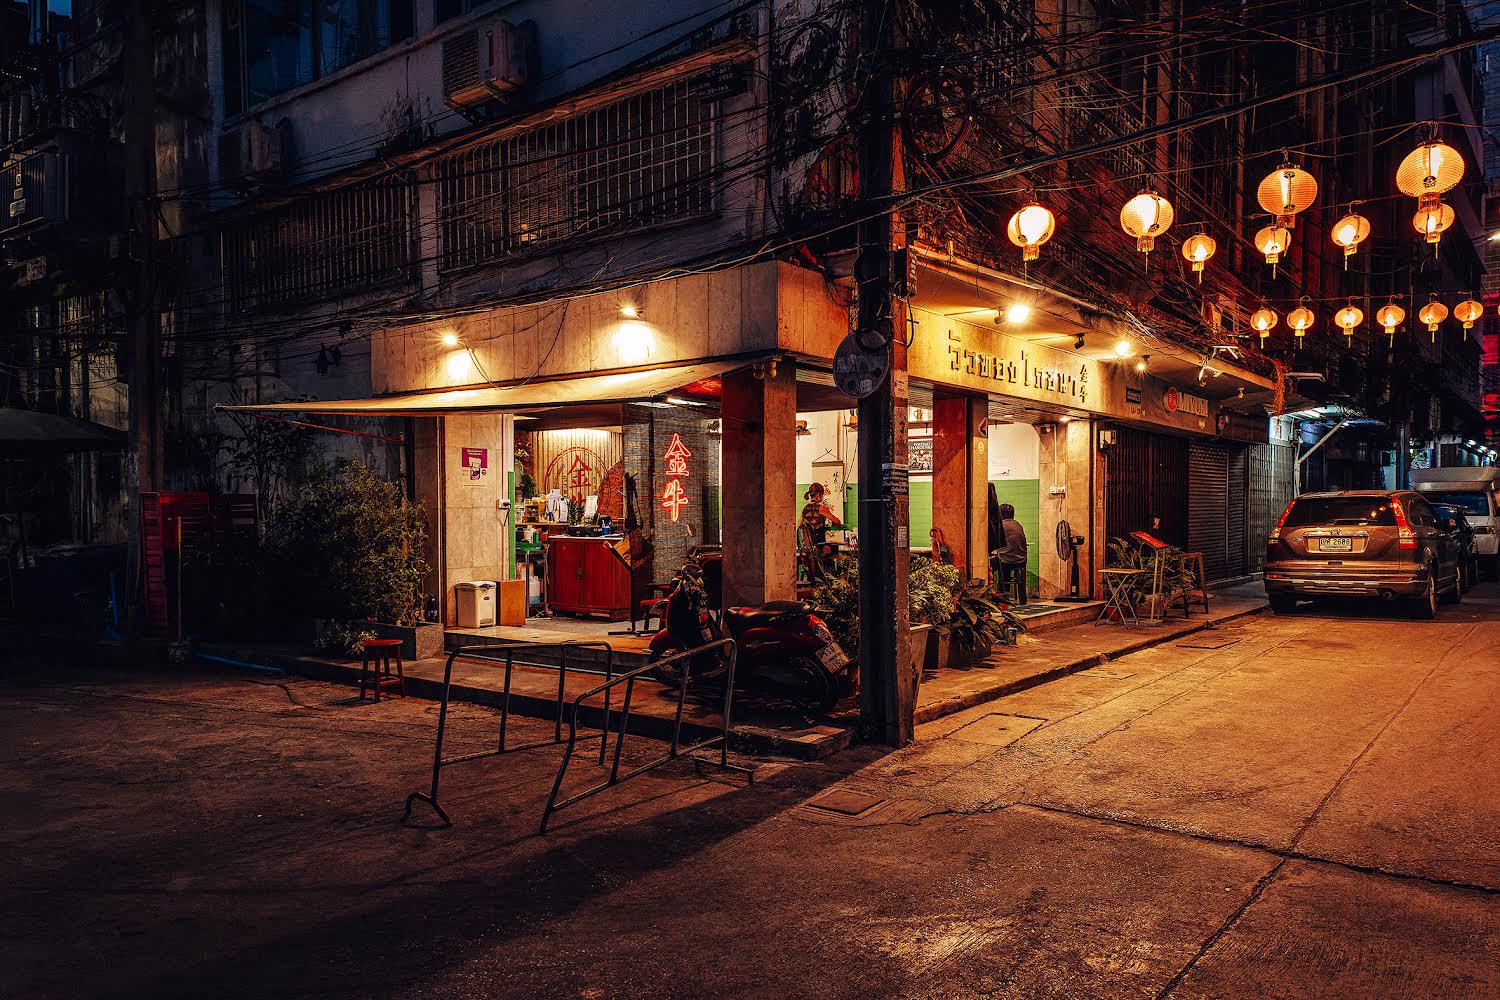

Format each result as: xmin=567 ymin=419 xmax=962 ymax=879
xmin=1175 ymin=634 xmax=1241 ymax=649
xmin=950 ymin=713 xmax=1045 ymax=747
xmin=806 ymin=790 xmax=886 ymax=816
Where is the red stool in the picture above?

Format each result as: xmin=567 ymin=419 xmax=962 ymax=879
xmin=359 ymin=638 xmax=406 ymax=701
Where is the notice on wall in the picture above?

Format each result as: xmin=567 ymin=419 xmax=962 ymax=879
xmin=461 ymin=447 xmax=489 ymax=484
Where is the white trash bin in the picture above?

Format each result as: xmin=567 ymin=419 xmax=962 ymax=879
xmin=454 ymin=581 xmax=497 ymax=628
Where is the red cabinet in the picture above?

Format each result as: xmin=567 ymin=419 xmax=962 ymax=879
xmin=547 ymin=536 xmax=634 ymax=618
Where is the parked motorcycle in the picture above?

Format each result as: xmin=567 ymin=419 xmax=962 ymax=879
xmin=647 ymin=557 xmax=853 ymax=712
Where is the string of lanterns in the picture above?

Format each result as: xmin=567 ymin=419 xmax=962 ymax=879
xmin=1002 ymin=130 xmax=1491 ymax=347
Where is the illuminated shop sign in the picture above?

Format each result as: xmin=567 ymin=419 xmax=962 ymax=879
xmin=660 ymin=433 xmax=692 ymax=523
xmin=945 ymin=330 xmax=1090 ymax=404
xmin=1163 ymin=387 xmax=1210 ymax=417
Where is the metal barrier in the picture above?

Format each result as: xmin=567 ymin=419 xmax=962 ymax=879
xmin=401 ymin=640 xmax=615 ymax=828
xmin=540 ymin=637 xmax=753 ymax=834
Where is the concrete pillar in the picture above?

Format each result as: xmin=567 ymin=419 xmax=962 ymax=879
xmin=721 ymin=360 xmax=797 ymax=606
xmin=1036 ymin=420 xmax=1097 ymax=599
xmin=930 ymin=393 xmax=989 ymax=581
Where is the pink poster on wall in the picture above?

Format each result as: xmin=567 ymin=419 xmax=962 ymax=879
xmin=461 ymin=447 xmax=488 ymax=484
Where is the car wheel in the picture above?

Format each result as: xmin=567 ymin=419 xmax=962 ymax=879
xmin=1268 ymin=594 xmax=1297 ymax=615
xmin=1412 ymin=572 xmax=1438 ymax=619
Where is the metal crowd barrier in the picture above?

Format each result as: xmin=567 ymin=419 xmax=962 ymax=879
xmin=540 ymin=636 xmax=754 ymax=834
xmin=401 ymin=637 xmax=754 ymax=833
xmin=401 ymin=640 xmax=615 ymax=828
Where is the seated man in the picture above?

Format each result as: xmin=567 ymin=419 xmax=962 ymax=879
xmin=990 ymin=502 xmax=1029 ymax=604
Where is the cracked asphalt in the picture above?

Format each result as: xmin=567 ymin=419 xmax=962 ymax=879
xmin=3 ymin=585 xmax=1499 ymax=998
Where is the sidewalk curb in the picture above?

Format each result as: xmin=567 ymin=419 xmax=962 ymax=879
xmin=913 ymin=602 xmax=1270 ymax=726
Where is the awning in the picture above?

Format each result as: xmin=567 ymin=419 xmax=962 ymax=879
xmin=0 ymin=408 xmax=127 ymax=454
xmin=218 ymin=358 xmax=748 ymax=417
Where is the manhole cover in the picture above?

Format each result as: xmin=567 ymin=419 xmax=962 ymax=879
xmin=806 ymin=790 xmax=886 ymax=816
xmin=950 ymin=713 xmax=1045 ymax=747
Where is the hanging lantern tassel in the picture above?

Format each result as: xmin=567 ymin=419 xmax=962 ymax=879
xmin=1418 ymin=297 xmax=1448 ymax=344
xmin=1332 ymin=211 xmax=1371 ymax=271
xmin=1251 ymin=305 xmax=1279 ymax=348
xmin=1288 ymin=300 xmax=1315 ymax=347
xmin=1335 ymin=303 xmax=1363 ymax=348
xmin=1181 ymin=233 xmax=1216 ymax=284
xmin=1454 ymin=298 xmax=1482 ymax=341
xmin=1376 ymin=301 xmax=1405 ymax=350
xmin=1120 ymin=191 xmax=1174 ymax=274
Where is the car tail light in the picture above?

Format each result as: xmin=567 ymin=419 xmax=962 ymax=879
xmin=1391 ymin=496 xmax=1417 ymax=550
xmin=1268 ymin=501 xmax=1295 ymax=543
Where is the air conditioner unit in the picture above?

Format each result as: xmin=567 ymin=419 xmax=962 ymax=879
xmin=219 ymin=120 xmax=288 ymax=187
xmin=442 ymin=20 xmax=534 ymax=108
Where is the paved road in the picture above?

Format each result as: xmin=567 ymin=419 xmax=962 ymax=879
xmin=3 ymin=586 xmax=1498 ymax=998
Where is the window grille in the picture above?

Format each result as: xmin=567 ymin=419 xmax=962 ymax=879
xmin=222 ymin=173 xmax=414 ymax=310
xmin=436 ymin=77 xmax=716 ymax=274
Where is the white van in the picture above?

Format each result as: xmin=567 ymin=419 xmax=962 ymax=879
xmin=1412 ymin=467 xmax=1500 ymax=577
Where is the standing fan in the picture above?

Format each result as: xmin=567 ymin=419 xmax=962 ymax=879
xmin=1055 ymin=521 xmax=1088 ymax=602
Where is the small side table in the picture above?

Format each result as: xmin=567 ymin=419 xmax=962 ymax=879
xmin=359 ymin=638 xmax=406 ymax=702
xmin=1097 ymin=568 xmax=1142 ymax=627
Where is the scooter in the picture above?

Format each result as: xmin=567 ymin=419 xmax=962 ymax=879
xmin=647 ymin=558 xmax=854 ymax=712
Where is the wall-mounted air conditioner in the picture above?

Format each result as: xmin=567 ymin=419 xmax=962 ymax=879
xmin=442 ymin=20 xmax=534 ymax=109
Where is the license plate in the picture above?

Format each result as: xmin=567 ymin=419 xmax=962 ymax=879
xmin=1318 ymin=536 xmax=1352 ymax=552
xmin=816 ymin=642 xmax=849 ymax=669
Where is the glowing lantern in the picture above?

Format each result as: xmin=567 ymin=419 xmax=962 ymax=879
xmin=1418 ymin=296 xmax=1448 ymax=342
xmin=1376 ymin=301 xmax=1405 ymax=348
xmin=1254 ymin=225 xmax=1292 ymax=274
xmin=1331 ymin=212 xmax=1371 ymax=268
xmin=1396 ymin=139 xmax=1464 ymax=209
xmin=1250 ymin=305 xmax=1279 ymax=345
xmin=1413 ymin=200 xmax=1454 ymax=247
xmin=1454 ymin=297 xmax=1483 ymax=335
xmin=1257 ymin=161 xmax=1318 ymax=228
xmin=1007 ymin=204 xmax=1056 ymax=261
xmin=1181 ymin=233 xmax=1216 ymax=282
xmin=1335 ymin=302 xmax=1364 ymax=345
xmin=1287 ymin=300 xmax=1315 ymax=343
xmin=1120 ymin=191 xmax=1174 ymax=258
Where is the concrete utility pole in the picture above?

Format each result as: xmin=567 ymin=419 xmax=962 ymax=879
xmin=124 ymin=0 xmax=163 ymax=630
xmin=854 ymin=0 xmax=914 ymax=745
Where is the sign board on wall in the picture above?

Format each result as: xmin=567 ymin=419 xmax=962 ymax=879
xmin=460 ymin=447 xmax=489 ymax=484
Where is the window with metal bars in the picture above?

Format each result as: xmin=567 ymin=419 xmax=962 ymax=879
xmin=221 ymin=174 xmax=414 ymax=310
xmin=435 ymin=77 xmax=717 ymax=275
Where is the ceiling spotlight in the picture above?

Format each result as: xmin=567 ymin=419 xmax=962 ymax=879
xmin=1237 ymin=387 xmax=1246 ymax=399
xmin=1058 ymin=415 xmax=1073 ymax=423
xmin=620 ymin=304 xmax=641 ymax=319
xmin=440 ymin=331 xmax=460 ymax=347
xmin=1135 ymin=354 xmax=1150 ymax=373
xmin=1114 ymin=338 xmax=1134 ymax=357
xmin=1073 ymin=334 xmax=1086 ymax=350
xmin=1006 ymin=302 xmax=1032 ymax=324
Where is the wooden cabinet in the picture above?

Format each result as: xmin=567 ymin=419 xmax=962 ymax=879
xmin=547 ymin=536 xmax=634 ymax=618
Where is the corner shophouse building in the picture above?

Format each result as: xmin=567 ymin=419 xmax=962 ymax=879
xmin=231 ymin=257 xmax=1279 ymax=620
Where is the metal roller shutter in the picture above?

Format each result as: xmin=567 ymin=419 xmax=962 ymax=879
xmin=1227 ymin=446 xmax=1249 ymax=578
xmin=1106 ymin=427 xmax=1189 ymax=549
xmin=1188 ymin=441 xmax=1230 ymax=581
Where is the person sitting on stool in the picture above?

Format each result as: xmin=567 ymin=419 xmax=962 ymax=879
xmin=800 ymin=482 xmax=844 ymax=566
xmin=990 ymin=502 xmax=1028 ymax=604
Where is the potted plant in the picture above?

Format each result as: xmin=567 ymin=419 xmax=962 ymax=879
xmin=267 ymin=461 xmax=436 ymax=658
xmin=948 ymin=578 xmax=1028 ymax=667
xmin=909 ymin=556 xmax=961 ymax=671
xmin=1105 ymin=538 xmax=1193 ymax=618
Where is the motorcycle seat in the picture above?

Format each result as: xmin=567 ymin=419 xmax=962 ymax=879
xmin=725 ymin=601 xmax=812 ymax=626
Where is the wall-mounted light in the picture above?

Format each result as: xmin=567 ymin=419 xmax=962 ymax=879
xmin=1113 ymin=338 xmax=1134 ymax=358
xmin=1073 ymin=334 xmax=1086 ymax=350
xmin=613 ymin=320 xmax=654 ymax=365
xmin=1058 ymin=415 xmax=1073 ymax=424
xmin=1005 ymin=302 xmax=1032 ymax=324
xmin=620 ymin=304 xmax=641 ymax=319
xmin=1135 ymin=354 xmax=1150 ymax=373
xmin=440 ymin=331 xmax=460 ymax=347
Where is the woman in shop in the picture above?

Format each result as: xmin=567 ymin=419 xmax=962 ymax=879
xmin=800 ymin=482 xmax=844 ymax=569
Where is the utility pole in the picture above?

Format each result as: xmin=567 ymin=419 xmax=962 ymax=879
xmin=854 ymin=0 xmax=913 ymax=745
xmin=124 ymin=0 xmax=163 ymax=631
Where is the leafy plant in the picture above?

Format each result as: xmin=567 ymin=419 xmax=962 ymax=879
xmin=265 ymin=460 xmax=430 ymax=648
xmin=909 ymin=555 xmax=961 ymax=627
xmin=1105 ymin=538 xmax=1194 ymax=601
xmin=219 ymin=386 xmax=321 ymax=522
xmin=809 ymin=554 xmax=861 ymax=655
xmin=949 ymin=578 xmax=1027 ymax=659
